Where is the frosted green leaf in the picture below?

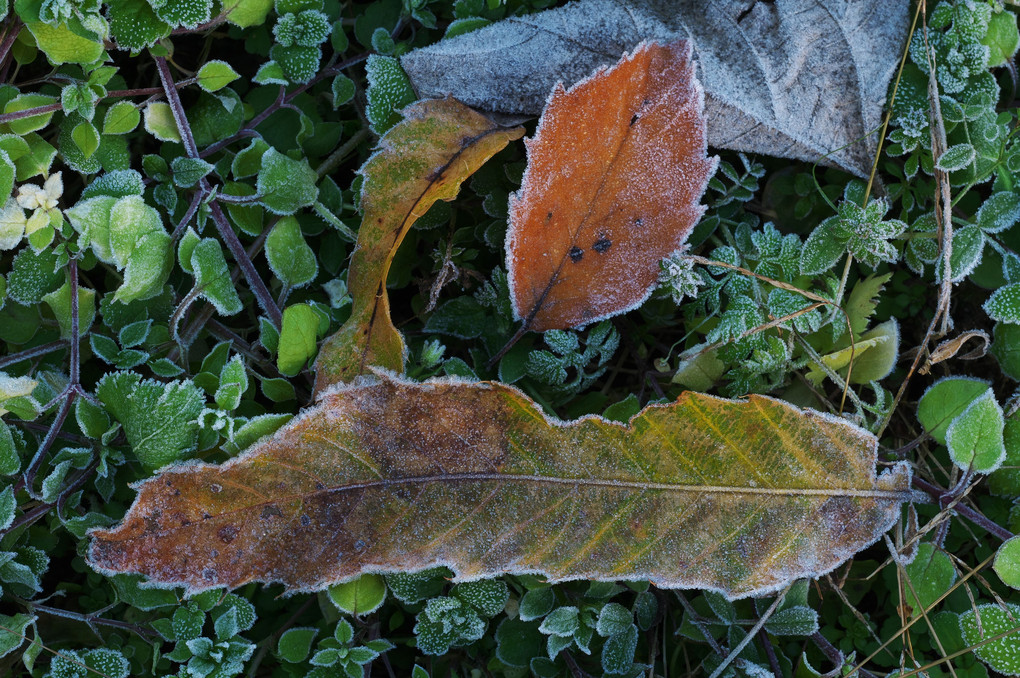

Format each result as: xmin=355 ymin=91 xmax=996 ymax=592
xmin=81 ymin=648 xmax=129 ymax=678
xmin=75 ymin=396 xmax=110 ymax=439
xmin=959 ymin=604 xmax=1020 ymax=676
xmin=7 ymin=246 xmax=61 ymax=305
xmin=995 ymin=536 xmax=1020 ymax=590
xmin=763 ymin=606 xmax=819 ymax=636
xmin=254 ymin=61 xmax=289 ymax=86
xmin=71 ymin=120 xmax=99 ymax=158
xmin=191 ymin=238 xmax=243 ymax=315
xmin=0 ymin=198 xmax=24 ymax=250
xmin=19 ymin=8 xmax=103 ymax=65
xmin=799 ymin=219 xmax=845 ymax=275
xmin=0 ymin=373 xmax=38 ymax=419
xmin=0 ymin=423 xmax=18 ymax=475
xmin=214 ymin=355 xmax=248 ymax=411
xmin=256 ymin=148 xmax=318 ymax=215
xmin=172 ymin=604 xmax=204 ymax=640
xmin=196 ymin=60 xmax=240 ymax=92
xmin=42 ymin=280 xmax=96 ymax=338
xmin=0 ymin=613 xmax=35 ymax=659
xmin=15 ymin=133 xmax=57 ymax=181
xmin=107 ymin=0 xmax=171 ymax=49
xmin=904 ymin=543 xmax=956 ymax=615
xmin=178 ymin=227 xmax=200 ymax=275
xmin=946 ymin=389 xmax=1006 ymax=473
xmin=454 ymin=579 xmax=508 ymax=617
xmin=80 ymin=170 xmax=144 ymax=200
xmin=332 ymin=74 xmax=355 ymax=107
xmin=519 ymin=588 xmax=555 ymax=621
xmin=155 ymin=0 xmax=212 ymax=29
xmin=601 ymin=623 xmax=637 ymax=674
xmin=110 ymin=196 xmax=172 ymax=303
xmin=982 ymin=10 xmax=1020 ymax=67
xmin=0 ymin=485 xmax=15 ymax=530
xmin=144 ymin=102 xmax=181 ymax=143
xmin=0 ymin=151 xmax=14 ymax=205
xmin=96 ymin=371 xmax=204 ymax=470
xmin=365 ymin=55 xmax=416 ymax=134
xmin=223 ymin=0 xmax=273 ymax=27
xmin=986 ymin=283 xmax=1020 ymax=323
xmin=328 ymin=574 xmax=387 ymax=615
xmin=936 ymin=143 xmax=976 ymax=172
xmin=978 ymin=192 xmax=1020 ymax=233
xmin=230 ymin=138 xmax=269 ymax=179
xmin=170 ymin=156 xmax=214 ymax=188
xmin=540 ymin=606 xmax=579 ymax=637
xmin=103 ymin=101 xmax=140 ymax=135
xmin=214 ymin=606 xmax=239 ymax=640
xmin=277 ymin=627 xmax=317 ymax=663
xmin=190 ymin=90 xmax=243 ymax=147
xmin=943 ymin=225 xmax=985 ymax=283
xmin=265 ymin=216 xmax=317 ymax=288
xmin=596 ymin=603 xmax=632 ymax=637
xmin=277 ymin=303 xmax=319 ymax=375
xmin=918 ymin=377 xmax=990 ymax=445
xmin=271 ymin=44 xmax=321 ymax=84
xmin=4 ymin=94 xmax=57 ymax=136
xmin=66 ymin=195 xmax=117 ymax=262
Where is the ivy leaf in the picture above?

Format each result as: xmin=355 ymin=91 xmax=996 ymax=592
xmin=88 ymin=373 xmax=910 ymax=599
xmin=314 ymin=98 xmax=522 ymax=392
xmin=507 ymin=40 xmax=715 ymax=331
xmin=256 ymin=148 xmax=318 ymax=215
xmin=265 ymin=216 xmax=317 ymax=288
xmin=96 ymin=372 xmax=204 ymax=470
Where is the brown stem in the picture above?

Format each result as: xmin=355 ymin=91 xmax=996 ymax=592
xmin=912 ymin=476 xmax=1014 ymax=541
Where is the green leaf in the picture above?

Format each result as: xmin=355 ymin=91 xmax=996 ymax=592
xmin=42 ymin=279 xmax=96 ymax=338
xmin=539 ymin=607 xmax=579 ymax=637
xmin=799 ymin=218 xmax=846 ymax=275
xmin=254 ymin=61 xmax=289 ymax=86
xmin=107 ymin=0 xmax=171 ymax=49
xmin=332 ymin=74 xmax=355 ymax=107
xmin=0 ymin=152 xmax=14 ymax=205
xmin=4 ymin=94 xmax=57 ymax=136
xmin=19 ymin=10 xmax=103 ymax=65
xmin=71 ymin=120 xmax=99 ymax=158
xmin=601 ymin=623 xmax=638 ymax=674
xmin=519 ymin=588 xmax=555 ymax=622
xmin=453 ymin=579 xmax=508 ymax=617
xmin=257 ymin=148 xmax=318 ymax=215
xmin=936 ymin=143 xmax=976 ymax=172
xmin=0 ymin=423 xmax=19 ymax=475
xmin=946 ymin=390 xmax=1006 ymax=473
xmin=143 ymin=102 xmax=181 ymax=143
xmin=327 ymin=574 xmax=387 ymax=615
xmin=0 ymin=613 xmax=35 ymax=659
xmin=763 ymin=606 xmax=819 ymax=636
xmin=277 ymin=303 xmax=319 ymax=375
xmin=845 ymin=273 xmax=892 ymax=336
xmin=904 ymin=543 xmax=956 ymax=615
xmin=495 ymin=618 xmax=544 ymax=668
xmin=103 ymin=101 xmax=140 ymax=135
xmin=270 ymin=44 xmax=321 ymax=83
xmin=917 ymin=377 xmax=990 ymax=445
xmin=994 ymin=536 xmax=1020 ymax=590
xmin=0 ymin=485 xmax=15 ymax=530
xmin=365 ymin=55 xmax=416 ymax=135
xmin=987 ymin=283 xmax=1020 ymax=323
xmin=214 ymin=355 xmax=248 ymax=411
xmin=223 ymin=0 xmax=273 ymax=26
xmin=196 ymin=60 xmax=240 ymax=92
xmin=7 ymin=246 xmax=61 ymax=305
xmin=75 ymin=397 xmax=110 ymax=439
xmin=944 ymin=225 xmax=985 ymax=283
xmin=959 ymin=603 xmax=1020 ymax=676
xmin=156 ymin=0 xmax=212 ymax=29
xmin=596 ymin=603 xmax=633 ymax=637
xmin=171 ymin=156 xmax=214 ymax=188
xmin=231 ymin=139 xmax=269 ymax=179
xmin=982 ymin=9 xmax=1020 ymax=67
xmin=277 ymin=627 xmax=317 ymax=663
xmin=265 ymin=216 xmax=317 ymax=288
xmin=978 ymin=191 xmax=1020 ymax=233
xmin=191 ymin=238 xmax=243 ymax=315
xmin=847 ymin=319 xmax=899 ymax=384
xmin=96 ymin=372 xmax=205 ymax=470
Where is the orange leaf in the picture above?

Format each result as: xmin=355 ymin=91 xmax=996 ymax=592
xmin=88 ymin=372 xmax=910 ymax=600
xmin=313 ymin=97 xmax=523 ymax=393
xmin=507 ymin=39 xmax=717 ymax=331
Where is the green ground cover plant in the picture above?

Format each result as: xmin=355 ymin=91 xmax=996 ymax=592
xmin=0 ymin=0 xmax=1019 ymax=676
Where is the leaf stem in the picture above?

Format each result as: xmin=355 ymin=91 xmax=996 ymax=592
xmin=911 ymin=476 xmax=1014 ymax=541
xmin=0 ymin=340 xmax=68 ymax=370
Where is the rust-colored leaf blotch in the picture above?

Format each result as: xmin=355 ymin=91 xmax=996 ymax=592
xmin=507 ymin=39 xmax=718 ymax=331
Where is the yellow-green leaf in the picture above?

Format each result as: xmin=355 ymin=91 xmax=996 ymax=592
xmin=313 ymin=97 xmax=523 ymax=393
xmin=88 ymin=373 xmax=910 ymax=600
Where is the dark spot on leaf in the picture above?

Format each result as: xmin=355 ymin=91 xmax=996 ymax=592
xmin=630 ymin=114 xmax=639 ymax=127
xmin=354 ymin=540 xmax=367 ymax=551
xmin=569 ymin=247 xmax=584 ymax=263
xmin=202 ymin=512 xmax=212 ymax=520
xmin=172 ymin=489 xmax=181 ymax=496
xmin=593 ymin=237 xmax=611 ymax=253
xmin=144 ymin=516 xmax=160 ymax=533
xmin=210 ymin=483 xmax=222 ymax=493
xmin=210 ymin=550 xmax=218 ymax=558
xmin=218 ymin=525 xmax=239 ymax=543
xmin=202 ymin=569 xmax=217 ymax=582
xmin=546 ymin=211 xmax=553 ymax=222
xmin=633 ymin=217 xmax=643 ymax=227
xmin=300 ymin=514 xmax=312 ymax=526
xmin=314 ymin=482 xmax=325 ymax=490
xmin=261 ymin=505 xmax=284 ymax=520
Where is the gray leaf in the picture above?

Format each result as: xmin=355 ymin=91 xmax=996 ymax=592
xmin=401 ymin=0 xmax=909 ymax=177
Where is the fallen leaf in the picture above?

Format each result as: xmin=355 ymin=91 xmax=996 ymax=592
xmin=401 ymin=0 xmax=910 ymax=177
xmin=88 ymin=372 xmax=911 ymax=600
xmin=507 ymin=40 xmax=716 ymax=331
xmin=313 ymin=98 xmax=523 ymax=392
xmin=918 ymin=329 xmax=990 ymax=375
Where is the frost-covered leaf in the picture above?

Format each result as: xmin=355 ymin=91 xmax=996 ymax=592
xmin=265 ymin=216 xmax=317 ymax=288
xmin=942 ymin=225 xmax=985 ymax=283
xmin=42 ymin=279 xmax=96 ymax=338
xmin=103 ymin=101 xmax=140 ymax=135
xmin=904 ymin=543 xmax=956 ymax=615
xmin=277 ymin=627 xmax=317 ymax=663
xmin=88 ymin=373 xmax=910 ymax=599
xmin=328 ymin=574 xmax=387 ymax=615
xmin=959 ymin=604 xmax=1020 ymax=676
xmin=332 ymin=74 xmax=355 ymax=107
xmin=365 ymin=55 xmax=416 ymax=135
xmin=7 ymin=247 xmax=61 ymax=305
xmin=994 ymin=536 xmax=1020 ymax=590
xmin=222 ymin=0 xmax=272 ymax=27
xmin=171 ymin=157 xmax=214 ymax=188
xmin=507 ymin=40 xmax=715 ymax=331
xmin=977 ymin=191 xmax=1020 ymax=233
xmin=0 ymin=613 xmax=35 ymax=659
xmin=314 ymin=98 xmax=521 ymax=391
xmin=800 ymin=219 xmax=846 ymax=275
xmin=936 ymin=143 xmax=976 ymax=172
xmin=917 ymin=377 xmax=990 ymax=445
xmin=214 ymin=355 xmax=248 ymax=411
xmin=107 ymin=0 xmax=172 ymax=49
xmin=144 ymin=102 xmax=181 ymax=143
xmin=190 ymin=238 xmax=243 ymax=315
xmin=401 ymin=0 xmax=909 ymax=177
xmin=278 ymin=303 xmax=319 ymax=376
xmin=256 ymin=148 xmax=318 ymax=215
xmin=155 ymin=0 xmax=212 ymax=29
xmin=96 ymin=372 xmax=205 ymax=470
xmin=196 ymin=60 xmax=240 ymax=92
xmin=946 ymin=389 xmax=1006 ymax=473
xmin=986 ymin=283 xmax=1020 ymax=323
xmin=4 ymin=94 xmax=57 ymax=136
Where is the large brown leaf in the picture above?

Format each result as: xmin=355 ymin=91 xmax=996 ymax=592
xmin=506 ymin=39 xmax=716 ymax=331
xmin=313 ymin=98 xmax=523 ymax=392
xmin=401 ymin=0 xmax=910 ymax=177
xmin=88 ymin=373 xmax=910 ymax=600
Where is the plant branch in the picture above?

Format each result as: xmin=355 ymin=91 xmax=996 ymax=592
xmin=911 ymin=476 xmax=1014 ymax=541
